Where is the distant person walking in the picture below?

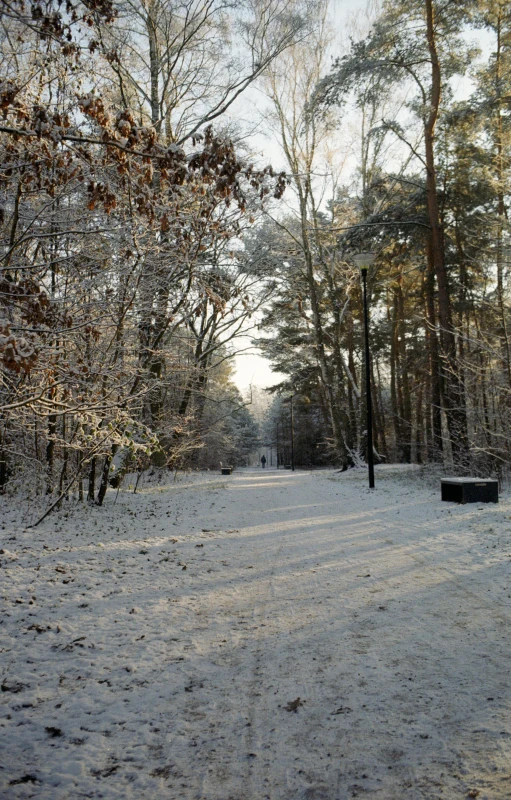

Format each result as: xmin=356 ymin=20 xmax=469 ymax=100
xmin=261 ymin=455 xmax=267 ymax=469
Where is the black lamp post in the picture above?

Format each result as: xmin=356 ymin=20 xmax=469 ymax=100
xmin=354 ymin=253 xmax=376 ymax=489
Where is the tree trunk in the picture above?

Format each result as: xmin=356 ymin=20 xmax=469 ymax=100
xmin=424 ymin=0 xmax=467 ymax=463
xmin=58 ymin=415 xmax=68 ymax=504
xmin=147 ymin=2 xmax=161 ymax=134
xmin=46 ymin=410 xmax=57 ymax=494
xmin=396 ymin=275 xmax=411 ymax=462
xmin=88 ymin=457 xmax=96 ymax=502
xmin=97 ymin=445 xmax=119 ymax=506
xmin=424 ymin=243 xmax=443 ymax=460
xmin=390 ymin=292 xmax=401 ymax=458
xmin=416 ymin=384 xmax=424 ymax=464
xmin=298 ymin=189 xmax=349 ymax=466
xmin=371 ymin=358 xmax=386 ymax=458
xmin=0 ymin=433 xmax=7 ymax=491
xmin=494 ymin=10 xmax=511 ymax=386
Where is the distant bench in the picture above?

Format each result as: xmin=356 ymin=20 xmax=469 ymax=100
xmin=221 ymin=467 xmax=233 ymax=475
xmin=441 ymin=477 xmax=498 ymax=504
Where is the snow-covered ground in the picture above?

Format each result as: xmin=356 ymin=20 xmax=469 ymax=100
xmin=1 ymin=466 xmax=511 ymax=800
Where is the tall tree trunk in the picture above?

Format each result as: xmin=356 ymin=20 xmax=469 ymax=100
xmin=78 ymin=452 xmax=84 ymax=502
xmin=424 ymin=243 xmax=443 ymax=460
xmin=371 ymin=358 xmax=386 ymax=458
xmin=298 ymin=189 xmax=349 ymax=466
xmin=88 ymin=457 xmax=96 ymax=502
xmin=416 ymin=384 xmax=424 ymax=464
xmin=424 ymin=0 xmax=468 ymax=463
xmin=0 ymin=422 xmax=7 ymax=493
xmin=396 ymin=274 xmax=411 ymax=462
xmin=493 ymin=9 xmax=511 ymax=386
xmin=58 ymin=415 xmax=68 ymax=503
xmin=46 ymin=409 xmax=57 ymax=494
xmin=97 ymin=445 xmax=119 ymax=506
xmin=390 ymin=291 xmax=401 ymax=458
xmin=347 ymin=321 xmax=359 ymax=454
xmin=147 ymin=2 xmax=161 ymax=134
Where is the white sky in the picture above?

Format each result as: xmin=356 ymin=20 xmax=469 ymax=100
xmin=232 ymin=0 xmax=371 ymax=394
xmin=232 ymin=339 xmax=284 ymax=395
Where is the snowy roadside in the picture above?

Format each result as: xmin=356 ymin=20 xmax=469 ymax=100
xmin=1 ymin=466 xmax=511 ymax=799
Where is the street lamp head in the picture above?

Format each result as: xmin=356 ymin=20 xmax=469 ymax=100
xmin=353 ymin=252 xmax=376 ymax=272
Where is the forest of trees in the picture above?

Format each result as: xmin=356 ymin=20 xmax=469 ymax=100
xmin=1 ymin=0 xmax=510 ymax=515
xmin=257 ymin=0 xmax=511 ymax=476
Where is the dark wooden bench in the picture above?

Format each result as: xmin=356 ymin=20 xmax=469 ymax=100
xmin=221 ymin=467 xmax=233 ymax=475
xmin=441 ymin=478 xmax=498 ymax=504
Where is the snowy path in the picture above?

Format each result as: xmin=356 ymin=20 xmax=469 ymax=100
xmin=1 ymin=466 xmax=511 ymax=799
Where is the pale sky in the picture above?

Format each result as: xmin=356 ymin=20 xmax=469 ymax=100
xmin=232 ymin=0 xmax=372 ymax=393
xmin=233 ymin=346 xmax=284 ymax=395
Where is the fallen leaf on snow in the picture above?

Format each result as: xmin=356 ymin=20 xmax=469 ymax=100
xmin=91 ymin=765 xmax=119 ymax=778
xmin=9 ymin=775 xmax=40 ymax=785
xmin=45 ymin=727 xmax=63 ymax=737
xmin=1 ymin=680 xmax=28 ymax=693
xmin=285 ymin=697 xmax=304 ymax=712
